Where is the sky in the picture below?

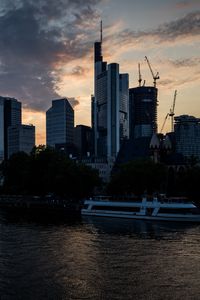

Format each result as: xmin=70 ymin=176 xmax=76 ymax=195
xmin=0 ymin=0 xmax=199 ymax=144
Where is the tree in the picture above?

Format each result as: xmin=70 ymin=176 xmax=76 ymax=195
xmin=1 ymin=147 xmax=101 ymax=199
xmin=175 ymin=166 xmax=200 ymax=204
xmin=2 ymin=152 xmax=31 ymax=194
xmin=107 ymin=159 xmax=167 ymax=196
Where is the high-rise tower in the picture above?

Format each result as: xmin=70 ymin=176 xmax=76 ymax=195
xmin=92 ymin=22 xmax=129 ymax=159
xmin=46 ymin=98 xmax=74 ymax=149
xmin=0 ymin=97 xmax=22 ymax=161
xmin=129 ymin=86 xmax=158 ymax=139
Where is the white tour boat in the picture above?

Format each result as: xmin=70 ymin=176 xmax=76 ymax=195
xmin=81 ymin=195 xmax=200 ymax=222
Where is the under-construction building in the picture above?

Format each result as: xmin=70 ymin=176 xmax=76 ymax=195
xmin=115 ymin=86 xmax=158 ymax=165
xmin=129 ymin=86 xmax=158 ymax=140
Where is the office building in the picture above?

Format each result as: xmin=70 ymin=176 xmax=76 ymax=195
xmin=115 ymin=85 xmax=158 ymax=165
xmin=74 ymin=125 xmax=92 ymax=158
xmin=0 ymin=97 xmax=22 ymax=161
xmin=129 ymin=86 xmax=158 ymax=139
xmin=0 ymin=99 xmax=4 ymax=161
xmin=8 ymin=125 xmax=35 ymax=158
xmin=46 ymin=98 xmax=74 ymax=149
xmin=92 ymin=25 xmax=129 ymax=159
xmin=174 ymin=115 xmax=200 ymax=160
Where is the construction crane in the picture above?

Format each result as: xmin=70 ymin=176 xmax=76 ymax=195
xmin=160 ymin=113 xmax=169 ymax=133
xmin=138 ymin=63 xmax=142 ymax=87
xmin=144 ymin=56 xmax=160 ymax=88
xmin=160 ymin=90 xmax=177 ymax=133
xmin=169 ymin=90 xmax=177 ymax=132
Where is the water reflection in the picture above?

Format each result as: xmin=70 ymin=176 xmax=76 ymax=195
xmin=1 ymin=211 xmax=200 ymax=299
xmin=82 ymin=215 xmax=199 ymax=240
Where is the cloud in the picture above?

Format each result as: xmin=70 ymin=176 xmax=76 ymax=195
xmin=109 ymin=11 xmax=200 ymax=48
xmin=0 ymin=0 xmax=101 ymax=111
xmin=153 ymin=11 xmax=200 ymax=41
xmin=70 ymin=66 xmax=89 ymax=77
xmin=68 ymin=97 xmax=80 ymax=108
xmin=169 ymin=57 xmax=200 ymax=67
xmin=175 ymin=0 xmax=200 ymax=9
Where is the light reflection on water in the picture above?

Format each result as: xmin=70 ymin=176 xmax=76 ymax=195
xmin=1 ymin=212 xmax=200 ymax=299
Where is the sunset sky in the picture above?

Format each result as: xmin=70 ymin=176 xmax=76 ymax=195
xmin=0 ymin=0 xmax=199 ymax=144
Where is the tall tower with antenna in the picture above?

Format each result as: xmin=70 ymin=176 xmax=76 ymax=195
xmin=92 ymin=21 xmax=129 ymax=159
xmin=100 ymin=20 xmax=102 ymax=43
xmin=92 ymin=21 xmax=107 ymax=156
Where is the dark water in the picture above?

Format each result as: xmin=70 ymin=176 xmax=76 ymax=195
xmin=1 ymin=212 xmax=200 ymax=300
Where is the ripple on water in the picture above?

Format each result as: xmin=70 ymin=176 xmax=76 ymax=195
xmin=1 ymin=213 xmax=200 ymax=299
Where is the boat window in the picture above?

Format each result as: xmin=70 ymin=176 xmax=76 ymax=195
xmin=83 ymin=204 xmax=89 ymax=209
xmin=92 ymin=206 xmax=140 ymax=212
xmin=158 ymin=208 xmax=198 ymax=214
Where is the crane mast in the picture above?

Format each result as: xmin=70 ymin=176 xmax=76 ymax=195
xmin=169 ymin=90 xmax=177 ymax=132
xmin=160 ymin=113 xmax=169 ymax=133
xmin=160 ymin=90 xmax=177 ymax=133
xmin=138 ymin=63 xmax=142 ymax=87
xmin=144 ymin=56 xmax=160 ymax=88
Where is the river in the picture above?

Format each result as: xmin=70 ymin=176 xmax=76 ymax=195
xmin=0 ymin=211 xmax=200 ymax=299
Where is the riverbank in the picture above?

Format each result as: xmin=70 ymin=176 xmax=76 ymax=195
xmin=0 ymin=195 xmax=82 ymax=216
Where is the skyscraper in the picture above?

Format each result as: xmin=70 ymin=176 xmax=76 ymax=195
xmin=92 ymin=24 xmax=129 ymax=159
xmin=46 ymin=98 xmax=74 ymax=149
xmin=0 ymin=97 xmax=22 ymax=161
xmin=129 ymin=86 xmax=158 ymax=139
xmin=0 ymin=99 xmax=4 ymax=161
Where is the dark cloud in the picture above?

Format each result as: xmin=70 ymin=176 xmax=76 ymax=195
xmin=68 ymin=97 xmax=80 ymax=108
xmin=170 ymin=57 xmax=200 ymax=67
xmin=154 ymin=11 xmax=200 ymax=40
xmin=70 ymin=66 xmax=89 ymax=77
xmin=0 ymin=0 xmax=101 ymax=111
xmin=175 ymin=1 xmax=200 ymax=9
xmin=111 ymin=11 xmax=200 ymax=46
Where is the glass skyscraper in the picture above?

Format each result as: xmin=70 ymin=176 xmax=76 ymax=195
xmin=0 ymin=99 xmax=4 ymax=161
xmin=92 ymin=30 xmax=129 ymax=159
xmin=0 ymin=97 xmax=22 ymax=161
xmin=129 ymin=86 xmax=158 ymax=139
xmin=46 ymin=98 xmax=74 ymax=149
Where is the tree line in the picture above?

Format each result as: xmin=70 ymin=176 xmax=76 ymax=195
xmin=0 ymin=147 xmax=200 ymax=202
xmin=107 ymin=159 xmax=200 ymax=203
xmin=0 ymin=146 xmax=101 ymax=200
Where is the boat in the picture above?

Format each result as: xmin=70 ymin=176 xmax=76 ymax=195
xmin=81 ymin=195 xmax=200 ymax=222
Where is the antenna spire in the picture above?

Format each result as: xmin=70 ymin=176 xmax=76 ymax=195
xmin=100 ymin=20 xmax=103 ymax=43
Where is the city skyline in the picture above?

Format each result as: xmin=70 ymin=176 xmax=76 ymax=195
xmin=0 ymin=0 xmax=199 ymax=144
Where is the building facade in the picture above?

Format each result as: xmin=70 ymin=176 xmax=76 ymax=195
xmin=129 ymin=86 xmax=158 ymax=139
xmin=0 ymin=97 xmax=22 ymax=161
xmin=74 ymin=125 xmax=92 ymax=158
xmin=82 ymin=157 xmax=115 ymax=183
xmin=0 ymin=99 xmax=4 ymax=161
xmin=174 ymin=115 xmax=200 ymax=160
xmin=8 ymin=125 xmax=35 ymax=158
xmin=92 ymin=32 xmax=129 ymax=159
xmin=46 ymin=98 xmax=74 ymax=149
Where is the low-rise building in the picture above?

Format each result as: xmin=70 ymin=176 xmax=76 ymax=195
xmin=8 ymin=124 xmax=35 ymax=158
xmin=174 ymin=115 xmax=200 ymax=160
xmin=82 ymin=157 xmax=115 ymax=183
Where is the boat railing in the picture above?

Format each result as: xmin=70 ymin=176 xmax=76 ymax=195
xmin=88 ymin=195 xmax=191 ymax=204
xmin=90 ymin=195 xmax=141 ymax=202
xmin=158 ymin=196 xmax=190 ymax=204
